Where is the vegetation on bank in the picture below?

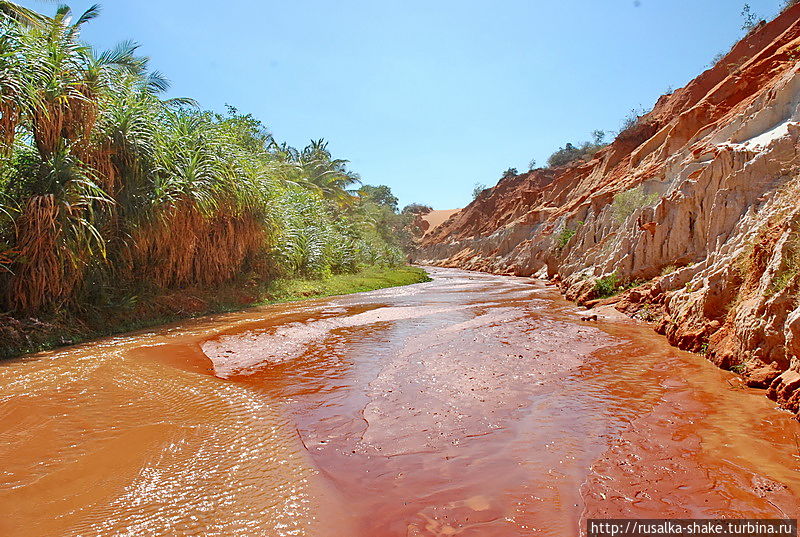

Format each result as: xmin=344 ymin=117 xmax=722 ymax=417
xmin=0 ymin=3 xmax=429 ymax=356
xmin=0 ymin=265 xmax=430 ymax=359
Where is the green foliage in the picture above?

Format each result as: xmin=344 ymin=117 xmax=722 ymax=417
xmin=555 ymin=221 xmax=584 ymax=249
xmin=611 ymin=186 xmax=659 ymax=224
xmin=402 ymin=203 xmax=432 ymax=215
xmin=768 ymin=235 xmax=799 ymax=295
xmin=358 ymin=184 xmax=398 ymax=211
xmin=593 ymin=272 xmax=621 ymax=298
xmin=547 ymin=140 xmax=605 ymax=168
xmin=0 ymin=5 xmax=417 ymax=314
xmin=660 ymin=265 xmax=677 ymax=276
xmin=502 ymin=168 xmax=518 ymax=179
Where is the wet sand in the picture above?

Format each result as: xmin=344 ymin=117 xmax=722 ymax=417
xmin=1 ymin=267 xmax=799 ymax=536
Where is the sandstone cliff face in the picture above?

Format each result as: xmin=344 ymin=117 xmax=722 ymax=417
xmin=418 ymin=6 xmax=800 ymax=413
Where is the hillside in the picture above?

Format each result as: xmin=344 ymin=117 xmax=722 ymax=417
xmin=417 ymin=4 xmax=800 ymax=414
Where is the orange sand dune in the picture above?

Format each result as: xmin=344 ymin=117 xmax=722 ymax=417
xmin=422 ymin=209 xmax=460 ymax=235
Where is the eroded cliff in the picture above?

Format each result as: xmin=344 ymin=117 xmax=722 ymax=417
xmin=418 ymin=5 xmax=800 ymax=413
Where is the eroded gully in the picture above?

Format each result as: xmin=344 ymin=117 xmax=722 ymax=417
xmin=2 ymin=267 xmax=800 ymax=536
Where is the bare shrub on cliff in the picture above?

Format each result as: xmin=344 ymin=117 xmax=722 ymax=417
xmin=472 ymin=182 xmax=487 ymax=200
xmin=620 ymin=107 xmax=647 ymax=133
xmin=611 ymin=186 xmax=659 ymax=224
xmin=741 ymin=4 xmax=759 ymax=32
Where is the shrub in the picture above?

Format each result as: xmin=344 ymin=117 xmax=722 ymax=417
xmin=555 ymin=221 xmax=584 ymax=249
xmin=611 ymin=186 xmax=659 ymax=224
xmin=768 ymin=234 xmax=799 ymax=295
xmin=620 ymin=107 xmax=647 ymax=133
xmin=502 ymin=168 xmax=518 ymax=179
xmin=547 ymin=141 xmax=604 ymax=168
xmin=593 ymin=272 xmax=621 ymax=298
xmin=472 ymin=182 xmax=487 ymax=200
xmin=660 ymin=265 xmax=677 ymax=276
xmin=741 ymin=4 xmax=759 ymax=32
xmin=402 ymin=203 xmax=432 ymax=215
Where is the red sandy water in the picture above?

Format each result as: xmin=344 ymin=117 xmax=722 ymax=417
xmin=1 ymin=267 xmax=798 ymax=536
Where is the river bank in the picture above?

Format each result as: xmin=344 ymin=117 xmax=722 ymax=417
xmin=0 ymin=265 xmax=430 ymax=360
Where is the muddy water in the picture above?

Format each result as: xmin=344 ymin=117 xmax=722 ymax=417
xmin=1 ymin=268 xmax=799 ymax=536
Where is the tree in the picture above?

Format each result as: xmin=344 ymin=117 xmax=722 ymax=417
xmin=358 ymin=184 xmax=398 ymax=211
xmin=402 ymin=203 xmax=432 ymax=215
xmin=0 ymin=1 xmax=48 ymax=26
xmin=528 ymin=158 xmax=537 ymax=171
xmin=502 ymin=167 xmax=518 ymax=179
xmin=472 ymin=182 xmax=487 ymax=200
xmin=591 ymin=130 xmax=606 ymax=145
xmin=291 ymin=139 xmax=361 ymax=205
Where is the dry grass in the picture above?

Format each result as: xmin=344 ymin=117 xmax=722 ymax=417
xmin=129 ymin=200 xmax=266 ymax=289
xmin=8 ymin=195 xmax=81 ymax=312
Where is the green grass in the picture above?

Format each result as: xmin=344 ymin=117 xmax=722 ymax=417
xmin=258 ymin=266 xmax=431 ymax=304
xmin=0 ymin=265 xmax=431 ymax=360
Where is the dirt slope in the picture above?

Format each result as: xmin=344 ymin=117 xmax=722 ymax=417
xmin=417 ymin=5 xmax=800 ymax=414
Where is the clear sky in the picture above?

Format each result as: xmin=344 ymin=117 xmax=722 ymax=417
xmin=18 ymin=0 xmax=788 ymax=209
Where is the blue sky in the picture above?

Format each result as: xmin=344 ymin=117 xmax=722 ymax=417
xmin=19 ymin=0 xmax=787 ymax=208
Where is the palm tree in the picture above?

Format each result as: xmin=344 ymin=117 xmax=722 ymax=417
xmin=0 ymin=1 xmax=48 ymax=27
xmin=294 ymin=139 xmax=361 ymax=205
xmin=19 ymin=5 xmax=144 ymax=159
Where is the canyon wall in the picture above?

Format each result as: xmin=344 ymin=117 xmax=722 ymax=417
xmin=417 ymin=6 xmax=800 ymax=413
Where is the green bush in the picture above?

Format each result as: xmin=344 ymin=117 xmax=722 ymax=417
xmin=611 ymin=186 xmax=659 ymax=224
xmin=555 ymin=221 xmax=583 ymax=249
xmin=593 ymin=272 xmax=621 ymax=298
xmin=547 ymin=142 xmax=604 ymax=168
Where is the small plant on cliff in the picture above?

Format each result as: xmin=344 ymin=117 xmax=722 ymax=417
xmin=593 ymin=272 xmax=621 ymax=299
xmin=528 ymin=158 xmax=537 ymax=171
xmin=611 ymin=186 xmax=659 ymax=224
xmin=555 ymin=221 xmax=584 ymax=250
xmin=660 ymin=265 xmax=678 ymax=276
xmin=634 ymin=303 xmax=659 ymax=323
xmin=768 ymin=234 xmax=800 ymax=295
xmin=740 ymin=4 xmax=759 ymax=32
xmin=730 ymin=362 xmax=746 ymax=374
xmin=501 ymin=168 xmax=518 ymax=179
xmin=472 ymin=182 xmax=487 ymax=200
xmin=620 ymin=107 xmax=647 ymax=133
xmin=547 ymin=140 xmax=605 ymax=168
